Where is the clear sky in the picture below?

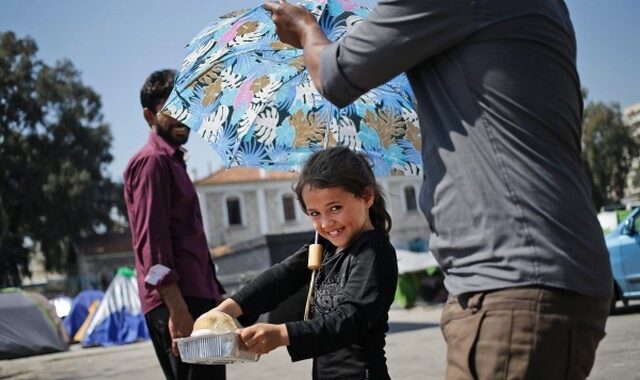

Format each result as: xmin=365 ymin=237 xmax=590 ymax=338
xmin=2 ymin=0 xmax=639 ymax=181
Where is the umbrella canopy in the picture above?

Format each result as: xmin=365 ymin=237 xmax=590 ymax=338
xmin=161 ymin=0 xmax=422 ymax=176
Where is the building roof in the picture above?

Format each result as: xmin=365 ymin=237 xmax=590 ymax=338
xmin=195 ymin=167 xmax=298 ymax=186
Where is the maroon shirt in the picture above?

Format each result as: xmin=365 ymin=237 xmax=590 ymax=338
xmin=124 ymin=132 xmax=222 ymax=315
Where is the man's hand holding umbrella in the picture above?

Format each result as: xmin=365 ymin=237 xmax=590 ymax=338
xmin=264 ymin=0 xmax=329 ymax=92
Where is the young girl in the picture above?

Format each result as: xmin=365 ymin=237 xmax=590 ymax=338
xmin=214 ymin=147 xmax=398 ymax=380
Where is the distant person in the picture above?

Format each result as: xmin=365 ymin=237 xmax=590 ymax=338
xmin=264 ymin=0 xmax=613 ymax=378
xmin=214 ymin=147 xmax=398 ymax=379
xmin=123 ymin=69 xmax=225 ymax=380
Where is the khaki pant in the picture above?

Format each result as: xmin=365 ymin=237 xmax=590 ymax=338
xmin=440 ymin=287 xmax=609 ymax=380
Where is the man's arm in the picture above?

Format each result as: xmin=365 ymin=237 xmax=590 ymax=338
xmin=126 ymin=155 xmax=189 ymax=355
xmin=265 ymin=0 xmax=475 ymax=107
xmin=158 ymin=283 xmax=194 ymax=356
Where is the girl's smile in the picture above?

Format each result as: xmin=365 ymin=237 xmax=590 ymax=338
xmin=302 ymin=185 xmax=374 ymax=251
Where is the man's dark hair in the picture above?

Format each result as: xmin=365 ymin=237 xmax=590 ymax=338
xmin=140 ymin=69 xmax=176 ymax=110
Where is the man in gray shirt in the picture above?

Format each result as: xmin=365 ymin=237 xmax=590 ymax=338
xmin=265 ymin=0 xmax=613 ymax=378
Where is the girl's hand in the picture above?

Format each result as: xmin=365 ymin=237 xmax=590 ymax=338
xmin=213 ymin=298 xmax=243 ymax=318
xmin=238 ymin=323 xmax=290 ymax=354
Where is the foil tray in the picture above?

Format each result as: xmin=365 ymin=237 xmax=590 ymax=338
xmin=176 ymin=333 xmax=260 ymax=364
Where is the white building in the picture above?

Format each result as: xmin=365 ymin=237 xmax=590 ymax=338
xmin=194 ymin=167 xmax=430 ymax=250
xmin=623 ymin=101 xmax=640 ymax=138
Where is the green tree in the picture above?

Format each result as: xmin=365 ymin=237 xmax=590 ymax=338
xmin=0 ymin=31 xmax=124 ymax=287
xmin=582 ymin=100 xmax=639 ymax=210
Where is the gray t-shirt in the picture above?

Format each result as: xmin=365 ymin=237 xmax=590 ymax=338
xmin=319 ymin=0 xmax=613 ymax=298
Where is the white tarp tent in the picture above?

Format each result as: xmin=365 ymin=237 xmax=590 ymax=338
xmin=395 ymin=250 xmax=439 ymax=274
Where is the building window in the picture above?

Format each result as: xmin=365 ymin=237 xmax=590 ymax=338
xmin=282 ymin=194 xmax=297 ymax=222
xmin=404 ymin=186 xmax=417 ymax=211
xmin=226 ymin=197 xmax=242 ymax=226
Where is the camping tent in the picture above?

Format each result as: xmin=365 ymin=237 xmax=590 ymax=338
xmin=63 ymin=289 xmax=104 ymax=340
xmin=395 ymin=250 xmax=439 ymax=274
xmin=0 ymin=289 xmax=69 ymax=359
xmin=81 ymin=267 xmax=149 ymax=347
xmin=394 ymin=250 xmax=442 ymax=308
xmin=50 ymin=295 xmax=73 ymax=319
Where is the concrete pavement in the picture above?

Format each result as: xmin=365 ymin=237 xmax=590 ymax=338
xmin=1 ymin=303 xmax=639 ymax=379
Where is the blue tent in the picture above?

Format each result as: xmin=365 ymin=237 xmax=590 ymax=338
xmin=63 ymin=289 xmax=104 ymax=338
xmin=81 ymin=267 xmax=149 ymax=347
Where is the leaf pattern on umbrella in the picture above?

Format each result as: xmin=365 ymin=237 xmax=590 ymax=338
xmin=291 ymin=110 xmax=326 ymax=148
xmin=161 ymin=0 xmax=423 ymax=175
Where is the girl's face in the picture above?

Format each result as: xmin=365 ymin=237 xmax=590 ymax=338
xmin=302 ymin=185 xmax=374 ymax=252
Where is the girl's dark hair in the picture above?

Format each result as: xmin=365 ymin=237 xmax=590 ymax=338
xmin=140 ymin=69 xmax=176 ymax=111
xmin=294 ymin=147 xmax=392 ymax=236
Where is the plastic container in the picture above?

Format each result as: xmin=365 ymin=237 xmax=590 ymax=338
xmin=176 ymin=333 xmax=260 ymax=364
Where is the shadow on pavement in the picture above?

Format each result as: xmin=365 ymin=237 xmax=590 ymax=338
xmin=388 ymin=322 xmax=439 ymax=334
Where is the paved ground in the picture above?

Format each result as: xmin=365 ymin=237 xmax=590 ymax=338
xmin=1 ymin=302 xmax=639 ymax=380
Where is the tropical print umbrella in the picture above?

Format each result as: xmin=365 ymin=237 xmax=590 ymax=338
xmin=161 ymin=0 xmax=422 ymax=176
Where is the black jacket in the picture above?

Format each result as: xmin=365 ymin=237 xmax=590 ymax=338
xmin=232 ymin=229 xmax=398 ymax=380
